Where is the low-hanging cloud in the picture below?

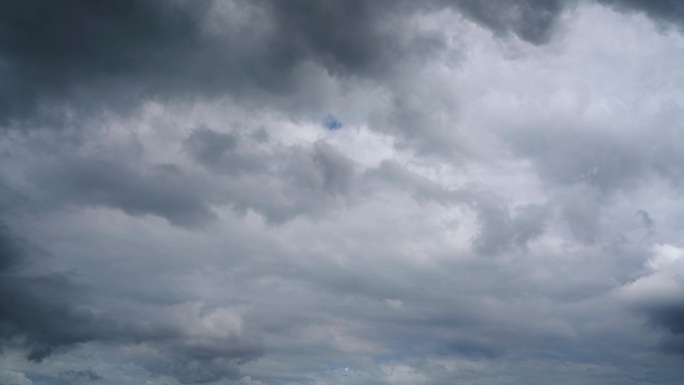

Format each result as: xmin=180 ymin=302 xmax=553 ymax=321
xmin=3 ymin=1 xmax=684 ymax=385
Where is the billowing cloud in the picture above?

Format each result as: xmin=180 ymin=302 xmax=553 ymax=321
xmin=2 ymin=1 xmax=684 ymax=385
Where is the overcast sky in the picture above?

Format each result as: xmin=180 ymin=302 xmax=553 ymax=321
xmin=2 ymin=1 xmax=684 ymax=384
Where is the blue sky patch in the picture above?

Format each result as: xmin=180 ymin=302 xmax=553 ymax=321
xmin=323 ymin=114 xmax=342 ymax=130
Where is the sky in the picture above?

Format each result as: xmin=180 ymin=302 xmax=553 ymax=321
xmin=1 ymin=1 xmax=684 ymax=384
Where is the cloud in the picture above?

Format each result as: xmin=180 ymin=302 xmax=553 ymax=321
xmin=60 ymin=369 xmax=103 ymax=382
xmin=472 ymin=199 xmax=549 ymax=255
xmin=598 ymin=0 xmax=684 ymax=26
xmin=0 ymin=223 xmax=262 ymax=383
xmin=0 ymin=0 xmax=435 ymax=129
xmin=36 ymin=156 xmax=217 ymax=228
xmin=2 ymin=0 xmax=683 ymax=132
xmin=3 ymin=1 xmax=684 ymax=385
xmin=0 ymin=224 xmax=96 ymax=363
xmin=618 ymin=244 xmax=684 ymax=355
xmin=0 ymin=369 xmax=33 ymax=385
xmin=636 ymin=209 xmax=654 ymax=234
xmin=0 ymin=0 xmax=209 ymax=126
xmin=183 ymin=127 xmax=358 ymax=223
xmin=0 ymin=0 xmax=591 ymax=131
xmin=442 ymin=0 xmax=571 ymax=44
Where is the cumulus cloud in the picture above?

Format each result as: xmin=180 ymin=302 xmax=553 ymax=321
xmin=2 ymin=1 xmax=684 ymax=385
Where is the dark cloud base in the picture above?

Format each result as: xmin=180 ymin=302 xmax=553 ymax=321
xmin=3 ymin=0 xmax=673 ymax=131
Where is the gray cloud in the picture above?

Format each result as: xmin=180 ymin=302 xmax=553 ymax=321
xmin=60 ymin=369 xmax=103 ymax=382
xmin=0 ymin=222 xmax=262 ymax=383
xmin=183 ymin=126 xmax=358 ymax=223
xmin=637 ymin=301 xmax=684 ymax=357
xmin=143 ymin=339 xmax=263 ymax=384
xmin=442 ymin=0 xmax=570 ymax=44
xmin=598 ymin=0 xmax=684 ymax=26
xmin=0 ymin=0 xmax=209 ymax=126
xmin=36 ymin=157 xmax=217 ymax=228
xmin=0 ymin=0 xmax=595 ymax=131
xmin=3 ymin=1 xmax=684 ymax=385
xmin=650 ymin=303 xmax=684 ymax=336
xmin=2 ymin=0 xmax=682 ymax=131
xmin=0 ymin=224 xmax=97 ymax=362
xmin=637 ymin=209 xmax=654 ymax=234
xmin=0 ymin=0 xmax=425 ymax=129
xmin=472 ymin=199 xmax=549 ymax=256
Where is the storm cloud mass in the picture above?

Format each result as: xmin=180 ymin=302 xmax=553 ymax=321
xmin=2 ymin=0 xmax=684 ymax=384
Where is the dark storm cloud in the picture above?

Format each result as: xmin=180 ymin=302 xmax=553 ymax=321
xmin=0 ymin=223 xmax=262 ymax=383
xmin=0 ymin=273 xmax=104 ymax=363
xmin=0 ymin=0 xmax=593 ymax=130
xmin=1 ymin=274 xmax=262 ymax=382
xmin=0 ymin=0 xmax=209 ymax=126
xmin=0 ymin=0 xmax=417 ymax=128
xmin=3 ymin=0 xmax=684 ymax=131
xmin=638 ymin=301 xmax=684 ymax=356
xmin=260 ymin=0 xmax=400 ymax=76
xmin=4 ymin=1 xmax=684 ymax=384
xmin=0 ymin=224 xmax=23 ymax=272
xmin=649 ymin=303 xmax=684 ymax=335
xmin=0 ymin=224 xmax=98 ymax=362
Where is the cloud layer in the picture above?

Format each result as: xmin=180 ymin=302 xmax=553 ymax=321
xmin=2 ymin=1 xmax=684 ymax=384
